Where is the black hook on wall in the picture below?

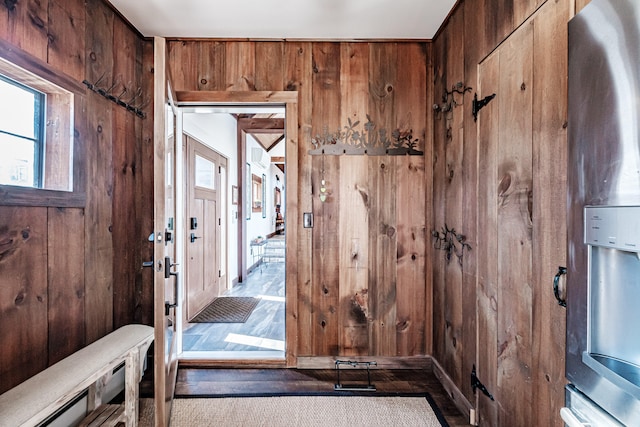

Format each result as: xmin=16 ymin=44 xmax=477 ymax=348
xmin=433 ymin=82 xmax=472 ymax=114
xmin=82 ymin=74 xmax=148 ymax=118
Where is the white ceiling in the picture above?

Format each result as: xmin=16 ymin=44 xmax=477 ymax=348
xmin=107 ymin=0 xmax=456 ymax=40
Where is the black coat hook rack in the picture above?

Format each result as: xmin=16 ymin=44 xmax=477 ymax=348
xmin=82 ymin=75 xmax=147 ymax=118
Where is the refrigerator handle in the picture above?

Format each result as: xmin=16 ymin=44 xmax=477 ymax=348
xmin=554 ymin=266 xmax=567 ymax=307
xmin=560 ymin=408 xmax=587 ymax=427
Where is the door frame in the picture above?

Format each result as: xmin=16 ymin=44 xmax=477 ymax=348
xmin=176 ymin=91 xmax=299 ymax=367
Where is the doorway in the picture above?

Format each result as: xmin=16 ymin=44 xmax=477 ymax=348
xmin=177 ymin=103 xmax=289 ymax=361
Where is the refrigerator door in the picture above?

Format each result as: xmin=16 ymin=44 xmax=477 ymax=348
xmin=567 ymin=0 xmax=640 ymax=425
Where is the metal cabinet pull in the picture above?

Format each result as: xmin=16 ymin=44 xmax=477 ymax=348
xmin=554 ymin=266 xmax=567 ymax=307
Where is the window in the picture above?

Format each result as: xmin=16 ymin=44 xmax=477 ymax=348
xmin=0 ymin=57 xmax=75 ymax=195
xmin=194 ymin=154 xmax=216 ymax=190
xmin=0 ymin=75 xmax=45 ymax=188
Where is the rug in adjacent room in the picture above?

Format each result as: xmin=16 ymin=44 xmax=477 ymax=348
xmin=190 ymin=297 xmax=260 ymax=323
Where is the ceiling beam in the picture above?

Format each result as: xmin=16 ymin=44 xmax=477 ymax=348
xmin=238 ymin=118 xmax=285 ymax=133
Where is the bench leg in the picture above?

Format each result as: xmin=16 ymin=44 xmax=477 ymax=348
xmin=124 ymin=348 xmax=140 ymax=427
xmin=88 ymin=371 xmax=112 ymax=411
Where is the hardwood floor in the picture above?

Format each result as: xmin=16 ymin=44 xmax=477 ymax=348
xmin=176 ymin=236 xmax=471 ymax=426
xmin=174 ymin=368 xmax=472 ymax=426
xmin=182 ymin=252 xmax=285 ymax=355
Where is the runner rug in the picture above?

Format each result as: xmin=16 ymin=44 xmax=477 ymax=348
xmin=138 ymin=395 xmax=448 ymax=426
xmin=190 ymin=297 xmax=260 ymax=323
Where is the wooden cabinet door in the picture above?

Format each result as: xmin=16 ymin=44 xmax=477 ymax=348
xmin=475 ymin=2 xmax=568 ymax=425
xmin=477 ymin=13 xmax=535 ymax=427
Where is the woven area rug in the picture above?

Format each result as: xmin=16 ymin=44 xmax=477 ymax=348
xmin=138 ymin=395 xmax=448 ymax=427
xmin=191 ymin=297 xmax=260 ymax=323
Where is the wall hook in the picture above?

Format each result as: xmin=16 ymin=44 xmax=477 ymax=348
xmin=434 ymin=82 xmax=472 ymax=115
xmin=83 ymin=74 xmax=147 ymax=118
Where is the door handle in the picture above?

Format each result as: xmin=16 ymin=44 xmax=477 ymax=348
xmin=164 ymin=256 xmax=179 ymax=315
xmin=190 ymin=233 xmax=201 ymax=243
xmin=164 ymin=256 xmax=179 ymax=279
xmin=553 ymin=266 xmax=567 ymax=307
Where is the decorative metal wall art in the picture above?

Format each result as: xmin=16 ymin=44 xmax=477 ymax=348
xmin=309 ymin=115 xmax=423 ymax=156
xmin=432 ymin=224 xmax=472 ymax=266
xmin=433 ymin=81 xmax=472 ymax=115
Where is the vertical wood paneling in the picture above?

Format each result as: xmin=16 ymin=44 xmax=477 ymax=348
xmin=495 ymin=23 xmax=533 ymax=426
xmin=394 ymin=43 xmax=427 ymax=356
xmin=433 ymin=1 xmax=574 ymax=424
xmin=198 ymin=41 xmax=226 ymax=91
xmin=82 ymin=0 xmax=116 ymax=344
xmin=85 ymin=0 xmax=114 ymax=85
xmin=423 ymin=42 xmax=434 ymax=357
xmin=0 ymin=0 xmax=48 ymax=61
xmin=111 ymin=17 xmax=140 ymax=328
xmin=47 ymin=0 xmax=84 ymax=82
xmin=283 ymin=42 xmax=314 ymax=356
xmin=255 ymin=42 xmax=284 ymax=91
xmin=168 ymin=41 xmax=227 ymax=91
xmin=47 ymin=207 xmax=85 ymax=364
xmin=484 ymin=0 xmax=513 ymax=54
xmin=44 ymin=92 xmax=74 ymax=191
xmin=165 ymin=39 xmax=429 ymax=360
xmin=0 ymin=206 xmax=48 ymax=393
xmin=84 ymin=0 xmax=116 ymax=342
xmin=514 ymin=0 xmax=543 ymax=32
xmin=461 ymin=0 xmax=481 ymax=403
xmin=112 ymin=103 xmax=137 ymax=328
xmin=443 ymin=8 xmax=465 ymax=388
xmin=168 ymin=41 xmax=200 ymax=91
xmin=311 ymin=42 xmax=341 ymax=356
xmin=284 ymin=99 xmax=299 ymax=367
xmin=338 ymin=43 xmax=370 ymax=356
xmin=137 ymin=40 xmax=156 ymax=325
xmin=431 ymin=29 xmax=448 ymax=368
xmin=84 ymin=94 xmax=114 ymax=343
xmin=225 ymin=42 xmax=255 ymax=91
xmin=368 ymin=43 xmax=397 ymax=356
xmin=477 ymin=50 xmax=500 ymax=427
xmin=0 ymin=0 xmax=152 ymax=390
xmin=532 ymin=2 xmax=569 ymax=425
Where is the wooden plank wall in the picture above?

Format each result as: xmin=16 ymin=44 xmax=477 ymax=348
xmin=432 ymin=0 xmax=579 ymax=425
xmin=0 ymin=0 xmax=153 ymax=393
xmin=167 ymin=41 xmax=431 ymax=358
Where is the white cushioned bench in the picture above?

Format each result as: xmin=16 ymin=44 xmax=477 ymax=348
xmin=0 ymin=324 xmax=154 ymax=427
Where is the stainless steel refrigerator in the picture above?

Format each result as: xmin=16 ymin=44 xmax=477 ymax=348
xmin=563 ymin=0 xmax=640 ymax=425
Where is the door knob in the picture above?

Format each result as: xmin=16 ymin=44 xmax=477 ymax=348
xmin=190 ymin=233 xmax=201 ymax=243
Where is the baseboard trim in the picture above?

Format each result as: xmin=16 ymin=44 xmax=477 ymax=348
xmin=431 ymin=357 xmax=475 ymax=425
xmin=296 ymin=356 xmax=432 ymax=370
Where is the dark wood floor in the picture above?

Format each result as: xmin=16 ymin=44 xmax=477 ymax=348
xmin=174 ymin=368 xmax=472 ymax=426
